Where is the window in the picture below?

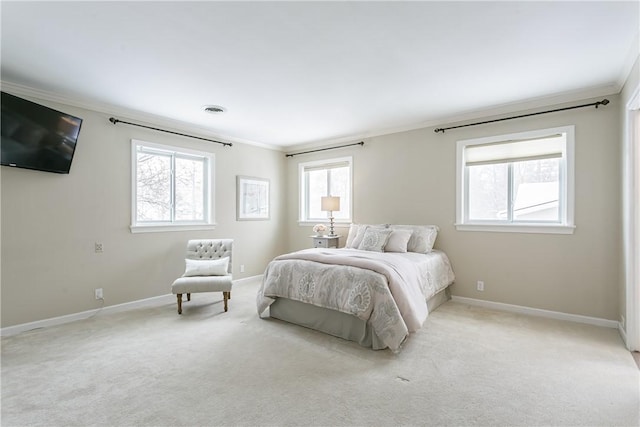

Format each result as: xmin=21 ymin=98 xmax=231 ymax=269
xmin=131 ymin=140 xmax=214 ymax=233
xmin=456 ymin=126 xmax=575 ymax=234
xmin=299 ymin=156 xmax=352 ymax=224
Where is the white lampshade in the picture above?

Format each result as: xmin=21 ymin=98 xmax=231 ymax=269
xmin=321 ymin=196 xmax=340 ymax=212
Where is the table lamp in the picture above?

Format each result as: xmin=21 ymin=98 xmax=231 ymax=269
xmin=321 ymin=196 xmax=340 ymax=236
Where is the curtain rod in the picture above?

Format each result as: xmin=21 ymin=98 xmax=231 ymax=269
xmin=285 ymin=141 xmax=364 ymax=158
xmin=434 ymin=99 xmax=609 ymax=134
xmin=108 ymin=117 xmax=232 ymax=147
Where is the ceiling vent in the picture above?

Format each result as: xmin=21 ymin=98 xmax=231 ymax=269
xmin=202 ymin=105 xmax=226 ymax=114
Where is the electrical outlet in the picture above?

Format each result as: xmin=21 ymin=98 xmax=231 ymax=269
xmin=95 ymin=288 xmax=103 ymax=300
xmin=476 ymin=280 xmax=484 ymax=291
xmin=95 ymin=242 xmax=103 ymax=253
xmin=240 ymin=264 xmax=245 ymax=273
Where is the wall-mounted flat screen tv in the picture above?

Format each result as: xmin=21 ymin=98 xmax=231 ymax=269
xmin=1 ymin=91 xmax=83 ymax=174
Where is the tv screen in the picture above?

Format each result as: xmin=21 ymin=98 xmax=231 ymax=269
xmin=1 ymin=91 xmax=83 ymax=174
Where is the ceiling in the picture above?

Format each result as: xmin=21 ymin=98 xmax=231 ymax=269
xmin=1 ymin=1 xmax=638 ymax=149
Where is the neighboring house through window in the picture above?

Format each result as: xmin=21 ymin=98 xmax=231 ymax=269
xmin=131 ymin=139 xmax=215 ymax=233
xmin=456 ymin=126 xmax=575 ymax=234
xmin=299 ymin=156 xmax=352 ymax=224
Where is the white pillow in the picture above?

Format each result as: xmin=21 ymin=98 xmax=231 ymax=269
xmin=358 ymin=228 xmax=393 ymax=252
xmin=348 ymin=225 xmax=368 ymax=248
xmin=184 ymin=257 xmax=229 ymax=277
xmin=345 ymin=224 xmax=360 ymax=248
xmin=389 ymin=225 xmax=439 ymax=254
xmin=347 ymin=224 xmax=389 ymax=248
xmin=384 ymin=229 xmax=412 ymax=253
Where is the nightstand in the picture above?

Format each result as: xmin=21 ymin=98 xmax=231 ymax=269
xmin=311 ymin=235 xmax=340 ymax=249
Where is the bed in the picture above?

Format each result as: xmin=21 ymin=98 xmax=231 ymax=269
xmin=256 ymin=224 xmax=455 ymax=351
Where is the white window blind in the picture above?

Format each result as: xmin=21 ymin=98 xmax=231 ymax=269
xmin=464 ymin=134 xmax=564 ymax=166
xmin=302 ymin=160 xmax=350 ymax=172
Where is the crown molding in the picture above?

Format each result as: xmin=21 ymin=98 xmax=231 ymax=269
xmin=426 ymin=83 xmax=619 ymax=130
xmin=0 ymin=81 xmax=284 ymax=152
xmin=1 ymin=79 xmax=620 ymax=154
xmin=284 ymin=83 xmax=620 ymax=152
xmin=617 ymin=30 xmax=639 ymax=89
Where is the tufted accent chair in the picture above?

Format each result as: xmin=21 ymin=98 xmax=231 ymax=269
xmin=171 ymin=239 xmax=233 ymax=314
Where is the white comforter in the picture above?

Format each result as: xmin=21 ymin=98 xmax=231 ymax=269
xmin=257 ymin=248 xmax=455 ymax=351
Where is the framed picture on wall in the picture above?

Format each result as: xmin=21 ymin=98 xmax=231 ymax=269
xmin=236 ymin=175 xmax=270 ymax=220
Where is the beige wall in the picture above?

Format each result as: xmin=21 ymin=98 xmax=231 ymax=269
xmin=1 ymin=95 xmax=287 ymax=327
xmin=1 ymin=88 xmax=625 ymax=328
xmin=286 ymin=95 xmax=622 ymax=321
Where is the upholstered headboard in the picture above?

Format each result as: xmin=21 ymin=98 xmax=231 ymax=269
xmin=185 ymin=239 xmax=233 ymax=274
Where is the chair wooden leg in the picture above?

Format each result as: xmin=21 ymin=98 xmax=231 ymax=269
xmin=228 ymin=291 xmax=231 ymax=300
xmin=187 ymin=293 xmax=191 ymax=301
xmin=223 ymin=291 xmax=229 ymax=312
xmin=177 ymin=294 xmax=183 ymax=314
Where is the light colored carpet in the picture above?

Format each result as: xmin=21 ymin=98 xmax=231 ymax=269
xmin=2 ymin=278 xmax=638 ymax=427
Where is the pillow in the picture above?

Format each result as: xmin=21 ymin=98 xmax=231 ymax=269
xmin=389 ymin=225 xmax=439 ymax=254
xmin=384 ymin=229 xmax=412 ymax=253
xmin=184 ymin=257 xmax=229 ymax=277
xmin=349 ymin=225 xmax=369 ymax=248
xmin=347 ymin=224 xmax=389 ymax=248
xmin=357 ymin=228 xmax=393 ymax=252
xmin=345 ymin=224 xmax=360 ymax=248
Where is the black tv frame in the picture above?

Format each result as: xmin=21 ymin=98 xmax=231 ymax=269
xmin=1 ymin=91 xmax=83 ymax=174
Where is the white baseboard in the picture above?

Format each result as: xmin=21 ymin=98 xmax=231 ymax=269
xmin=0 ymin=275 xmax=263 ymax=337
xmin=0 ymin=294 xmax=169 ymax=337
xmin=618 ymin=322 xmax=628 ymax=346
xmin=450 ymin=296 xmax=618 ymax=329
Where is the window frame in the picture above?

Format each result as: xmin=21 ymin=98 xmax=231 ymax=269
xmin=455 ymin=126 xmax=575 ymax=234
xmin=298 ymin=156 xmax=353 ymax=225
xmin=130 ymin=139 xmax=215 ymax=233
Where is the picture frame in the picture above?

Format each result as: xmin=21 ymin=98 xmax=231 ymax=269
xmin=236 ymin=175 xmax=270 ymax=220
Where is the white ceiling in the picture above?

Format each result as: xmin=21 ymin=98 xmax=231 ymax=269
xmin=1 ymin=1 xmax=638 ymax=149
